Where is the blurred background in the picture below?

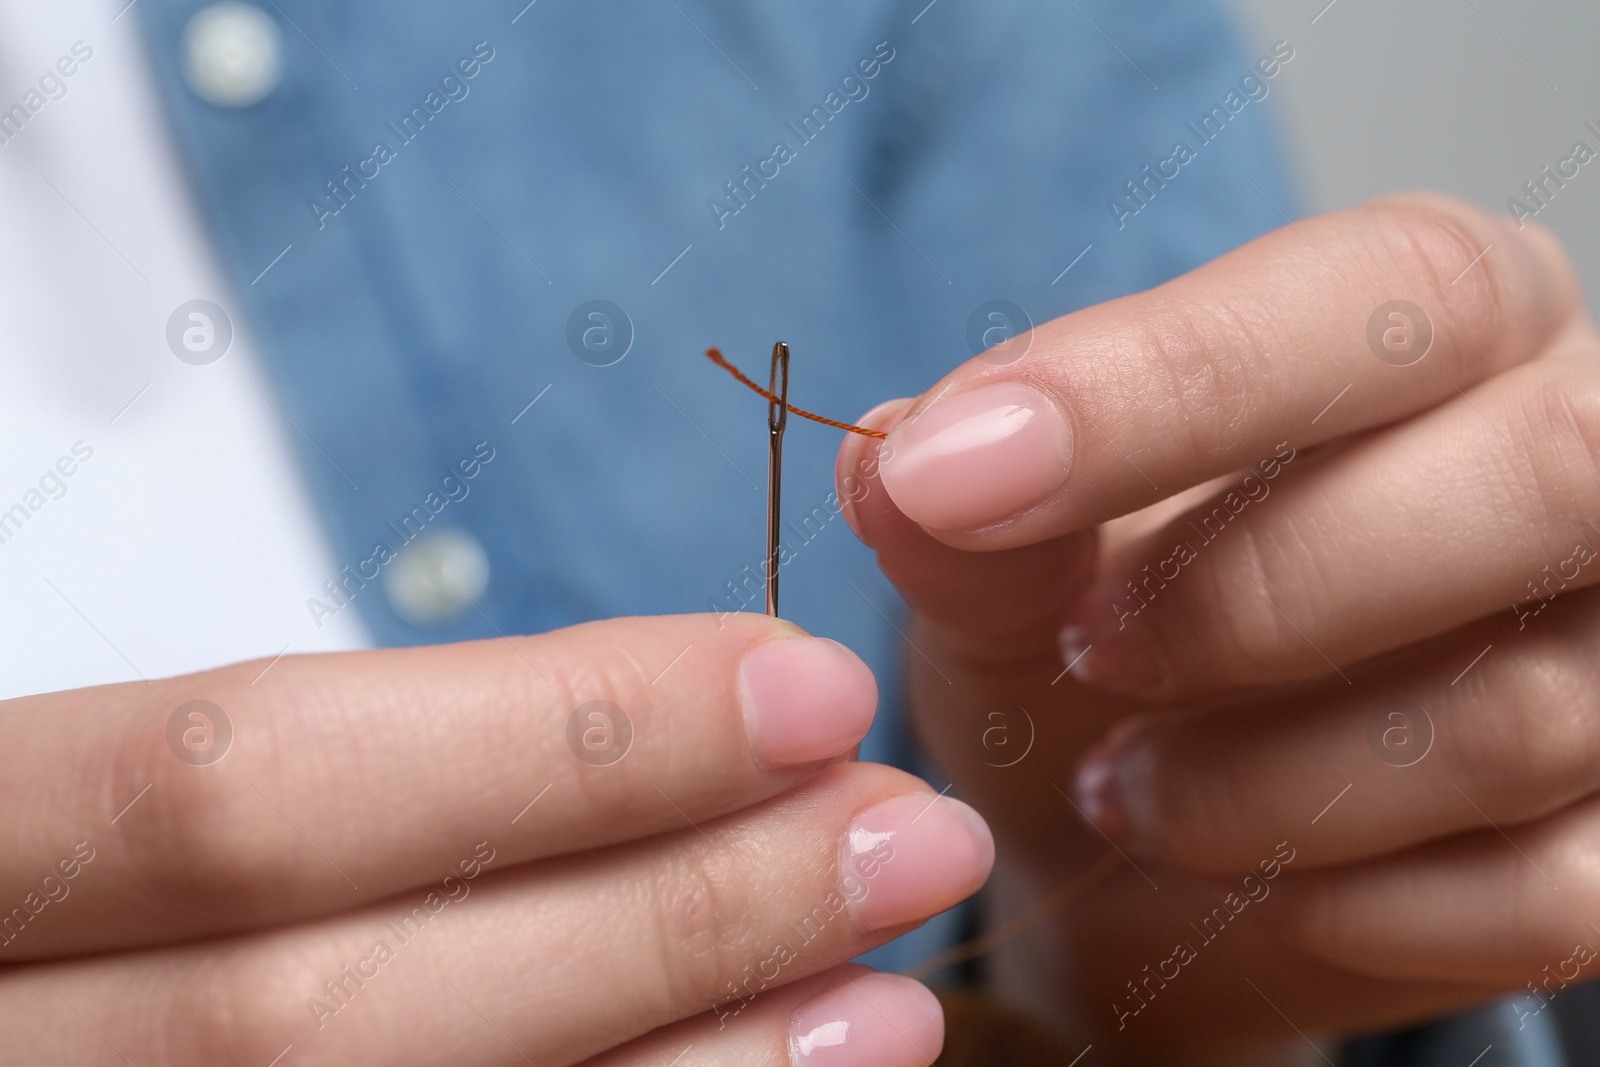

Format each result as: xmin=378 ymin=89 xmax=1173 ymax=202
xmin=1231 ymin=0 xmax=1600 ymax=307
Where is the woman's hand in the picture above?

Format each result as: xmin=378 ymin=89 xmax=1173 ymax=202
xmin=839 ymin=194 xmax=1600 ymax=1064
xmin=0 ymin=613 xmax=992 ymax=1066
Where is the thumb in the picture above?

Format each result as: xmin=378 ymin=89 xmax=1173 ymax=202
xmin=837 ymin=399 xmax=1096 ymax=662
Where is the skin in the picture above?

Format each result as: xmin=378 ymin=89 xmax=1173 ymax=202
xmin=0 ymin=613 xmax=984 ymax=1065
xmin=838 ymin=194 xmax=1600 ymax=1065
xmin=9 ymin=194 xmax=1590 ymax=1066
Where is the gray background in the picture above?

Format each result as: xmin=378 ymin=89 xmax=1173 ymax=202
xmin=1230 ymin=0 xmax=1600 ymax=308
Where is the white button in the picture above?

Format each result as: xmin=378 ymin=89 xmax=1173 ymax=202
xmin=384 ymin=527 xmax=489 ymax=627
xmin=182 ymin=2 xmax=283 ymax=108
xmin=383 ymin=528 xmax=491 ymax=626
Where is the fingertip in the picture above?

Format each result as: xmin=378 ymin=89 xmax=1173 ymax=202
xmin=837 ymin=398 xmax=915 ymax=543
xmin=845 ymin=793 xmax=995 ymax=933
xmin=789 ymin=971 xmax=945 ymax=1066
xmin=1376 ymin=190 xmax=1582 ymax=331
xmin=1072 ymin=714 xmax=1160 ymax=847
xmin=877 ymin=381 xmax=1072 ymax=535
xmin=740 ymin=636 xmax=878 ymax=768
xmin=1515 ymin=217 xmax=1583 ymax=308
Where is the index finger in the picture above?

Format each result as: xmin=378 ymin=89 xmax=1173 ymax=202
xmin=877 ymin=194 xmax=1579 ymax=549
xmin=0 ymin=612 xmax=877 ymax=960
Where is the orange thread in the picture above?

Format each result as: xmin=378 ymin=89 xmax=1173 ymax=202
xmin=703 ymin=348 xmax=888 ymax=439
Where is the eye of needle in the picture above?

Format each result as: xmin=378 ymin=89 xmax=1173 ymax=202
xmin=701 ymin=343 xmax=885 ymax=619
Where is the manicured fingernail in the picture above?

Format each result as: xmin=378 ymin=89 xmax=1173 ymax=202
xmin=879 ymin=381 xmax=1070 ymax=531
xmin=1057 ymin=589 xmax=1169 ymax=697
xmin=1058 ymin=624 xmax=1094 ymax=678
xmin=1073 ymin=743 xmax=1118 ymax=830
xmin=1073 ymin=718 xmax=1158 ymax=846
xmin=789 ymin=973 xmax=944 ymax=1066
xmin=843 ymin=794 xmax=994 ymax=932
xmin=740 ymin=638 xmax=878 ymax=768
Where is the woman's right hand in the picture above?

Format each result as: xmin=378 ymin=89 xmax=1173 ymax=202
xmin=838 ymin=194 xmax=1598 ymax=1064
xmin=0 ymin=612 xmax=992 ymax=1066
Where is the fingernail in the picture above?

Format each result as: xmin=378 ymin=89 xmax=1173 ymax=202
xmin=1058 ymin=624 xmax=1094 ymax=678
xmin=1073 ymin=718 xmax=1158 ymax=846
xmin=1057 ymin=588 xmax=1169 ymax=697
xmin=843 ymin=794 xmax=994 ymax=932
xmin=1073 ymin=743 xmax=1118 ymax=831
xmin=789 ymin=973 xmax=944 ymax=1066
xmin=1058 ymin=626 xmax=1166 ymax=696
xmin=740 ymin=638 xmax=878 ymax=768
xmin=879 ymin=381 xmax=1070 ymax=531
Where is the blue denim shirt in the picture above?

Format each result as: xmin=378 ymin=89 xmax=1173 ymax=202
xmin=133 ymin=0 xmax=1567 ymax=1058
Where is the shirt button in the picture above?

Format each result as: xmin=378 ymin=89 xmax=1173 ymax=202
xmin=383 ymin=529 xmax=491 ymax=627
xmin=182 ymin=2 xmax=283 ymax=108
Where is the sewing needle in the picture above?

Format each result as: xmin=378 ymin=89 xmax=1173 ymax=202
xmin=766 ymin=341 xmax=789 ymax=617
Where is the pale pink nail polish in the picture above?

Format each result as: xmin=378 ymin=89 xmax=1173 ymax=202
xmin=1074 ymin=719 xmax=1160 ymax=848
xmin=843 ymin=794 xmax=994 ymax=932
xmin=1058 ymin=624 xmax=1094 ymax=678
xmin=879 ymin=381 xmax=1070 ymax=531
xmin=789 ymin=973 xmax=944 ymax=1066
xmin=1057 ymin=585 xmax=1169 ymax=697
xmin=740 ymin=639 xmax=878 ymax=768
xmin=1072 ymin=743 xmax=1129 ymax=841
